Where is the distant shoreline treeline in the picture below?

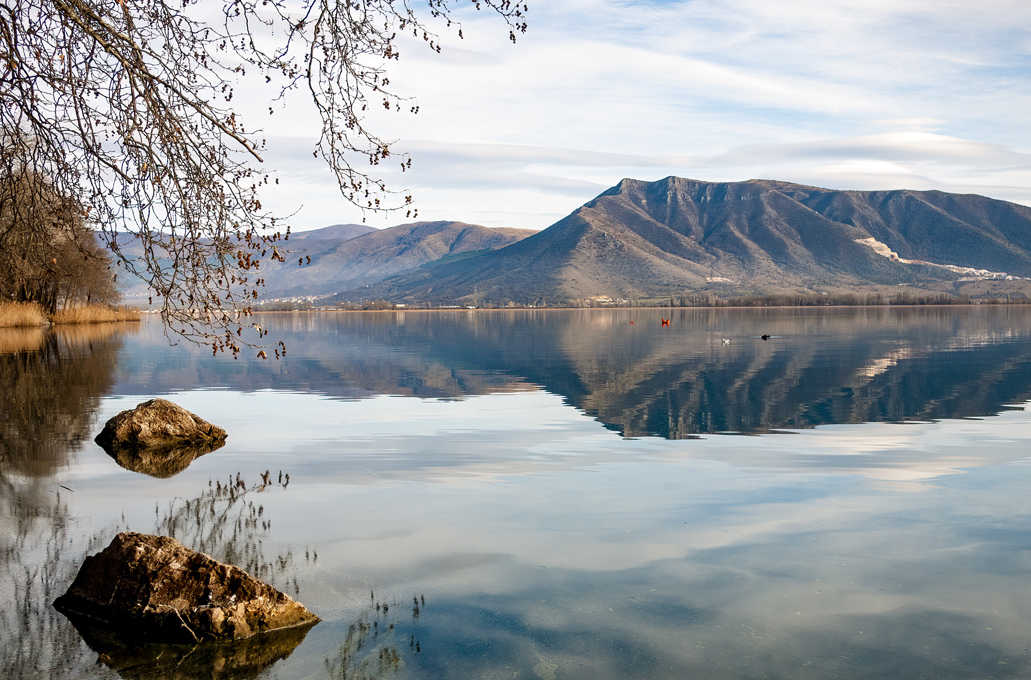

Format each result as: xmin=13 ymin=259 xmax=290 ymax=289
xmin=668 ymin=291 xmax=1029 ymax=308
xmin=256 ymin=290 xmax=1031 ymax=312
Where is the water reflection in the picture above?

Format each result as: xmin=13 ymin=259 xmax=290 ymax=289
xmin=68 ymin=619 xmax=315 ymax=680
xmin=371 ymin=563 xmax=1031 ymax=679
xmin=0 ymin=324 xmax=132 ymax=476
xmin=5 ymin=309 xmax=1031 ymax=679
xmin=0 ymin=491 xmax=102 ymax=680
xmin=103 ymin=439 xmax=226 ymax=478
xmin=323 ymin=594 xmax=426 ymax=680
xmin=154 ymin=473 xmax=303 ymax=591
xmin=116 ymin=307 xmax=1031 ymax=437
xmin=1 ymin=471 xmax=312 ymax=678
xmin=0 ymin=324 xmax=136 ymax=679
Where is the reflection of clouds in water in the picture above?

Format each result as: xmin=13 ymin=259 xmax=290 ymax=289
xmin=114 ymin=388 xmax=1031 ymax=491
xmin=278 ymin=455 xmax=1031 ymax=678
xmin=244 ymin=404 xmax=1028 ymax=570
xmin=286 ymin=548 xmax=1031 ymax=678
xmin=688 ymin=411 xmax=1031 ymax=487
xmin=12 ymin=310 xmax=1031 ymax=678
xmin=226 ymin=396 xmax=1031 ymax=676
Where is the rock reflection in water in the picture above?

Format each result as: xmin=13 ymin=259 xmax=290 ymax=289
xmin=1 ymin=464 xmax=307 ymax=678
xmin=67 ymin=616 xmax=316 ymax=680
xmin=103 ymin=438 xmax=226 ymax=478
xmin=52 ymin=476 xmax=311 ymax=678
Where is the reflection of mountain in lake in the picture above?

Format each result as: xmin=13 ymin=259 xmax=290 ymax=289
xmin=113 ymin=313 xmax=538 ymax=400
xmin=116 ymin=308 xmax=1031 ymax=438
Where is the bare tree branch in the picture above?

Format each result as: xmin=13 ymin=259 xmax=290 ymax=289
xmin=0 ymin=0 xmax=527 ymax=356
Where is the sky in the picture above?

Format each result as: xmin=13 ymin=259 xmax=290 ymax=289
xmin=252 ymin=0 xmax=1031 ymax=232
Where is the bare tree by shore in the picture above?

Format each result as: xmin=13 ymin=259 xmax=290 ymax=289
xmin=0 ymin=0 xmax=525 ymax=355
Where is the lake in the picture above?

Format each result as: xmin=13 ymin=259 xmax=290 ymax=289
xmin=3 ymin=306 xmax=1031 ymax=679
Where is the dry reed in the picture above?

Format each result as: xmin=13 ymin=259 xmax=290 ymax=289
xmin=0 ymin=301 xmax=46 ymax=328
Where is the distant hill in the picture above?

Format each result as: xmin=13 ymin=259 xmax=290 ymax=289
xmin=108 ymin=220 xmax=536 ymax=302
xmin=338 ymin=177 xmax=1031 ymax=305
xmin=289 ymin=223 xmax=377 ymax=242
xmin=259 ymin=220 xmax=538 ymax=298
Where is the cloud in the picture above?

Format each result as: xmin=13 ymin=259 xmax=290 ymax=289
xmin=244 ymin=0 xmax=1031 ymax=231
xmin=711 ymin=132 xmax=1031 ymax=168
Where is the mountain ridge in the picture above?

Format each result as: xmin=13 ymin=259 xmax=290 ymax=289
xmin=262 ymin=220 xmax=537 ymax=298
xmin=333 ymin=177 xmax=1031 ymax=305
xmin=111 ymin=220 xmax=538 ymax=301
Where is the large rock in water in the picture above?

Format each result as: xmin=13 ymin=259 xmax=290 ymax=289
xmin=54 ymin=532 xmax=319 ymax=643
xmin=95 ymin=398 xmax=227 ymax=453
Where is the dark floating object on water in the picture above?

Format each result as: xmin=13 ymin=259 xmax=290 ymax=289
xmin=54 ymin=532 xmax=319 ymax=644
xmin=94 ymin=399 xmax=228 ymax=477
xmin=761 ymin=334 xmax=770 ymax=340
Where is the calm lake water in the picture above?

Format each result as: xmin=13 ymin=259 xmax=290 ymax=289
xmin=4 ymin=306 xmax=1031 ymax=679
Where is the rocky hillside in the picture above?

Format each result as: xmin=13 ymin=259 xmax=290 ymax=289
xmin=339 ymin=177 xmax=1031 ymax=305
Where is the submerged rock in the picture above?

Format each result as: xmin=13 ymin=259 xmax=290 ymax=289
xmin=94 ymin=398 xmax=227 ymax=453
xmin=54 ymin=532 xmax=319 ymax=643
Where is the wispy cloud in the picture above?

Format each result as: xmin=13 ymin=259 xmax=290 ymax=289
xmin=251 ymin=0 xmax=1031 ymax=231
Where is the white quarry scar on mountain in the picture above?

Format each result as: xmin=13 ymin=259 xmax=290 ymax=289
xmin=853 ymin=237 xmax=1022 ymax=281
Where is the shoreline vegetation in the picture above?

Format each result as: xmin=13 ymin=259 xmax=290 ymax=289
xmin=0 ymin=301 xmax=141 ymax=328
xmin=257 ymin=290 xmax=1031 ymax=312
xmin=5 ymin=292 xmax=1027 ymax=329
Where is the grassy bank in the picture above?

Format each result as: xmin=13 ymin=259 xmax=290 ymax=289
xmin=0 ymin=301 xmax=141 ymax=328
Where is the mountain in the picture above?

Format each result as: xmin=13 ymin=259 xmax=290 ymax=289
xmin=109 ymin=220 xmax=536 ymax=301
xmin=289 ymin=223 xmax=377 ymax=242
xmin=261 ymin=220 xmax=537 ymax=298
xmin=338 ymin=177 xmax=1031 ymax=305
